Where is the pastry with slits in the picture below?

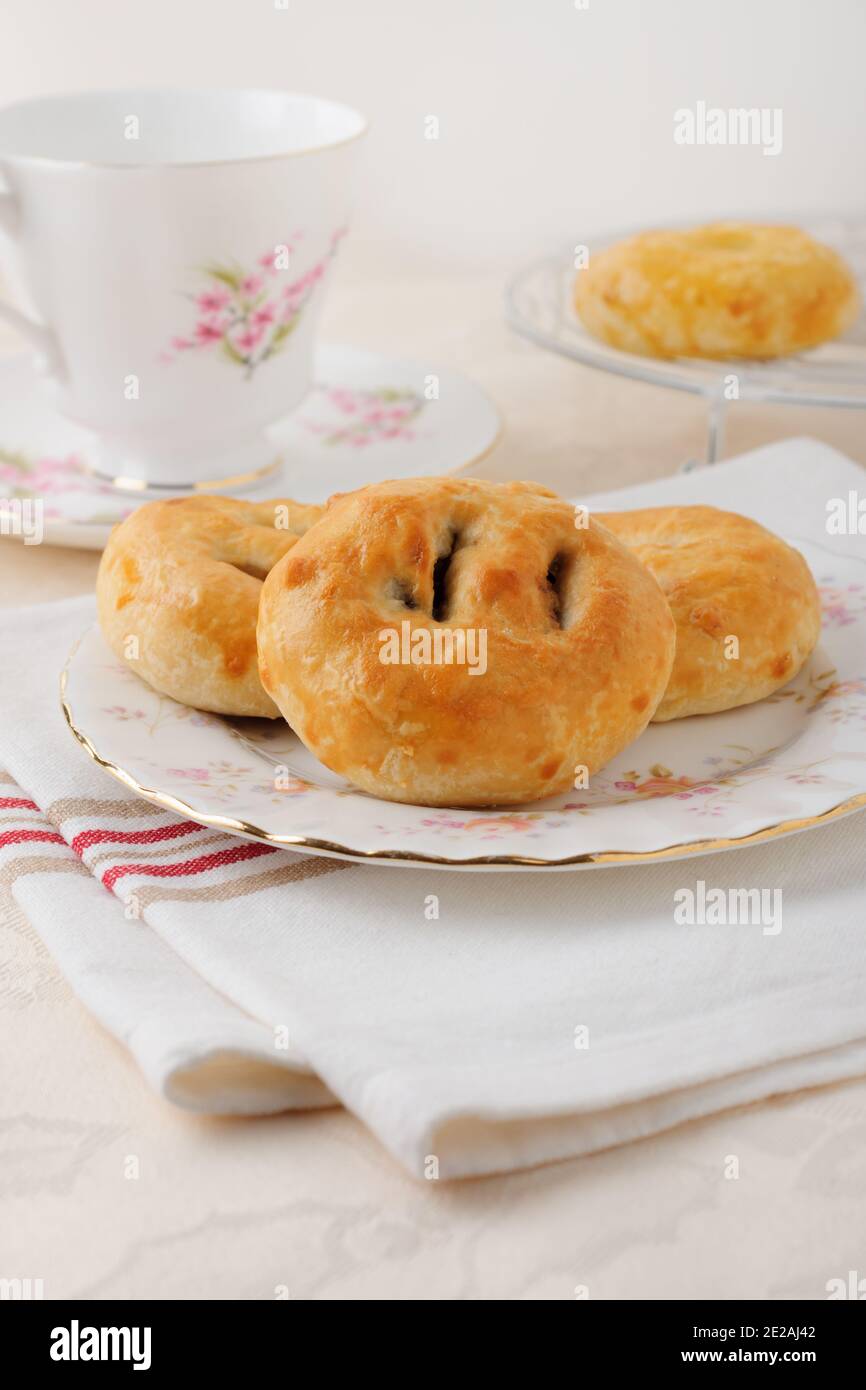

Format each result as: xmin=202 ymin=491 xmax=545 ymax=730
xmin=97 ymin=494 xmax=323 ymax=717
xmin=257 ymin=477 xmax=676 ymax=806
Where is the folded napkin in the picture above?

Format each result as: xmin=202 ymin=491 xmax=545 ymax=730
xmin=3 ymin=436 xmax=866 ymax=1180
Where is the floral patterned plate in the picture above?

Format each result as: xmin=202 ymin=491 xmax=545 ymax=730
xmin=0 ymin=346 xmax=500 ymax=550
xmin=61 ymin=538 xmax=866 ymax=870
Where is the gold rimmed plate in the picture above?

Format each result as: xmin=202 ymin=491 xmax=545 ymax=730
xmin=61 ymin=536 xmax=866 ymax=870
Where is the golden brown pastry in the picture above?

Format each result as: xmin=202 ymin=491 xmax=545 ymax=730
xmin=574 ymin=222 xmax=860 ymax=360
xmin=597 ymin=505 xmax=821 ymax=721
xmin=257 ymin=477 xmax=676 ymax=806
xmin=97 ymin=494 xmax=323 ymax=717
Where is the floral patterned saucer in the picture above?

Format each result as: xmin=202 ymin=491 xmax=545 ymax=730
xmin=0 ymin=346 xmax=500 ymax=550
xmin=61 ymin=538 xmax=866 ymax=869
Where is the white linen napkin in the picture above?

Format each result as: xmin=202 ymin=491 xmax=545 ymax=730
xmin=2 ymin=435 xmax=866 ymax=1180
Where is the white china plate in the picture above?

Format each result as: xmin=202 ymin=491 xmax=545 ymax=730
xmin=506 ymin=215 xmax=866 ymax=407
xmin=0 ymin=345 xmax=501 ymax=550
xmin=62 ymin=537 xmax=866 ymax=870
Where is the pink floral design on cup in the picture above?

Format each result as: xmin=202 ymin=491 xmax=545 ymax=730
xmin=160 ymin=227 xmax=346 ymax=379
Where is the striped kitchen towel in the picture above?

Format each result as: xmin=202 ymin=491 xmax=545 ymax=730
xmin=0 ymin=763 xmax=334 ymax=1113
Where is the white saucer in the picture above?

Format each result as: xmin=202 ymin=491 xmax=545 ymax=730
xmin=0 ymin=345 xmax=501 ymax=549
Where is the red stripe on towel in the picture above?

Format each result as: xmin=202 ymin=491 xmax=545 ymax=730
xmin=102 ymin=839 xmax=276 ymax=889
xmin=72 ymin=820 xmax=202 ymax=855
xmin=0 ymin=828 xmax=66 ymax=848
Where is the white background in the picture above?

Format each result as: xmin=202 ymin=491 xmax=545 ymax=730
xmin=1 ymin=0 xmax=864 ymax=277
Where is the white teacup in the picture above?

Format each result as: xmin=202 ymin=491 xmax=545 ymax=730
xmin=0 ymin=89 xmax=366 ymax=488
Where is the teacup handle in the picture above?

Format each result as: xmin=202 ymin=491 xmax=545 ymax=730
xmin=0 ymin=175 xmax=66 ymax=378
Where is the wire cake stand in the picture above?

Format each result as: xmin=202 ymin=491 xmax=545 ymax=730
xmin=505 ymin=215 xmax=866 ymax=463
